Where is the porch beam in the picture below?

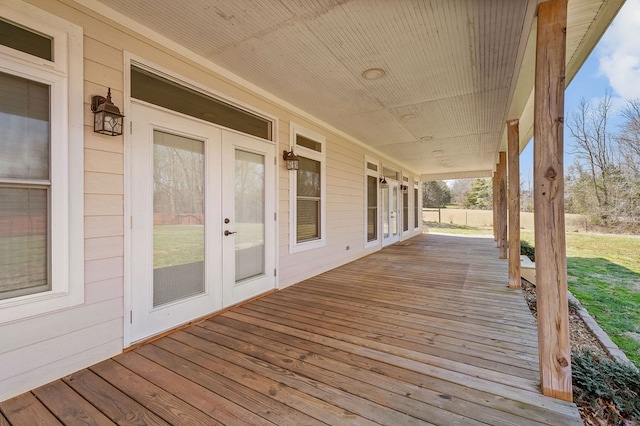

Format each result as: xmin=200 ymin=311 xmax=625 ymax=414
xmin=497 ymin=151 xmax=507 ymax=259
xmin=533 ymin=0 xmax=572 ymax=401
xmin=508 ymin=120 xmax=521 ymax=289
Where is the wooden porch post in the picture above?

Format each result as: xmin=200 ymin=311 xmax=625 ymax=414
xmin=493 ymin=172 xmax=498 ymax=241
xmin=508 ymin=120 xmax=521 ymax=289
xmin=534 ymin=0 xmax=572 ymax=401
xmin=497 ymin=151 xmax=507 ymax=259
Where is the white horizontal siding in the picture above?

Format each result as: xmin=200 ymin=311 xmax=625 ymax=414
xmin=0 ymin=0 xmax=420 ymax=401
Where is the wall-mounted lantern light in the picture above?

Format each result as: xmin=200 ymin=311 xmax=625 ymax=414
xmin=283 ymin=149 xmax=299 ymax=171
xmin=91 ymin=88 xmax=125 ymax=136
xmin=379 ymin=177 xmax=388 ymax=188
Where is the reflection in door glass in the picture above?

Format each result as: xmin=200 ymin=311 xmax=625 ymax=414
xmin=235 ymin=149 xmax=265 ymax=282
xmin=391 ymin=186 xmax=398 ymax=235
xmin=152 ymin=131 xmax=205 ymax=307
xmin=382 ymin=187 xmax=389 ymax=238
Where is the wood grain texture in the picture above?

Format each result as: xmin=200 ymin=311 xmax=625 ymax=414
xmin=497 ymin=151 xmax=508 ymax=259
xmin=32 ymin=380 xmax=115 ymax=426
xmin=0 ymin=392 xmax=62 ymax=425
xmin=533 ymin=0 xmax=573 ymax=402
xmin=508 ymin=119 xmax=521 ymax=289
xmin=0 ymin=234 xmax=581 ymax=424
xmin=493 ymin=172 xmax=498 ymax=241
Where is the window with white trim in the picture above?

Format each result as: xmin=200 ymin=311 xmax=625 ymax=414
xmin=365 ymin=158 xmax=379 ymax=246
xmin=0 ymin=3 xmax=83 ymax=323
xmin=290 ymin=124 xmax=325 ymax=252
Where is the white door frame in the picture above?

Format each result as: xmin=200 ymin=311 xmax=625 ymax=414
xmin=221 ymin=131 xmax=277 ymax=307
xmin=382 ymin=179 xmax=400 ymax=246
xmin=125 ymin=102 xmax=277 ymax=345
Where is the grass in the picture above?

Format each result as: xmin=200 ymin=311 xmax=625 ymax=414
xmin=153 ymin=223 xmax=265 ymax=268
xmin=563 ymin=233 xmax=640 ymax=367
xmin=425 ymin=221 xmax=640 ymax=367
xmin=424 ymin=221 xmax=493 ymax=235
xmin=154 ymin=225 xmax=204 ymax=268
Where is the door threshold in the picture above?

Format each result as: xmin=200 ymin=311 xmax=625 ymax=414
xmin=125 ymin=288 xmax=278 ymax=352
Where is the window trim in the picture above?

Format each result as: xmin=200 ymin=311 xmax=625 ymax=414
xmin=0 ymin=1 xmax=84 ymax=323
xmin=364 ymin=157 xmax=380 ymax=248
xmin=289 ymin=123 xmax=326 ymax=253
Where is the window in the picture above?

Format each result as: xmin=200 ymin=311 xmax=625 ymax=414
xmin=0 ymin=72 xmax=50 ymax=300
xmin=131 ymin=65 xmax=272 ymax=140
xmin=365 ymin=159 xmax=379 ymax=246
xmin=0 ymin=3 xmax=83 ymax=323
xmin=414 ymin=179 xmax=420 ymax=230
xmin=290 ymin=123 xmax=325 ymax=252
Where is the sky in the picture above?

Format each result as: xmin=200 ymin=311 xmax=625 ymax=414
xmin=519 ymin=0 xmax=640 ymax=189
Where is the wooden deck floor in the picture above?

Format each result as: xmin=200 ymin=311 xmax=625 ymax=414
xmin=0 ymin=233 xmax=582 ymax=425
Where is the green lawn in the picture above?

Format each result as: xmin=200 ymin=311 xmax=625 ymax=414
xmin=423 ymin=221 xmax=493 ymax=235
xmin=153 ymin=223 xmax=264 ymax=268
xmin=154 ymin=225 xmax=204 ymax=268
xmin=427 ymin=222 xmax=640 ymax=366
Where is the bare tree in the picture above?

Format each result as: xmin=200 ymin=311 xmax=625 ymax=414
xmin=618 ymin=98 xmax=640 ymax=175
xmin=567 ymin=93 xmax=617 ymax=223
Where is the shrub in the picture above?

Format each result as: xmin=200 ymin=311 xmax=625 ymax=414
xmin=572 ymin=349 xmax=640 ymax=423
xmin=520 ymin=240 xmax=535 ymax=262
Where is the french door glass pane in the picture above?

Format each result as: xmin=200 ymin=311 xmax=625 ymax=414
xmin=382 ymin=187 xmax=389 ymax=238
xmin=414 ymin=187 xmax=419 ymax=228
xmin=367 ymin=175 xmax=377 ymax=241
xmin=235 ymin=149 xmax=265 ymax=282
xmin=152 ymin=130 xmax=205 ymax=307
xmin=391 ymin=186 xmax=398 ymax=235
xmin=0 ymin=71 xmax=49 ymax=180
xmin=403 ymin=191 xmax=409 ymax=232
xmin=0 ymin=187 xmax=48 ymax=300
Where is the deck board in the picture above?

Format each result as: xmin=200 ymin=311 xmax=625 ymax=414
xmin=0 ymin=234 xmax=583 ymax=425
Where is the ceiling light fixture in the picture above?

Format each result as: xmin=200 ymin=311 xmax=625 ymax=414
xmin=362 ymin=68 xmax=386 ymax=80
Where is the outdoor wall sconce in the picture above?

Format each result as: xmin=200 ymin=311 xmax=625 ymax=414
xmin=379 ymin=177 xmax=388 ymax=188
xmin=283 ymin=149 xmax=299 ymax=171
xmin=401 ymin=184 xmax=409 ymax=193
xmin=91 ymin=88 xmax=125 ymax=136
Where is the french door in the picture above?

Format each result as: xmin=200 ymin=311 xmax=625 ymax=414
xmin=382 ymin=180 xmax=400 ymax=246
xmin=129 ymin=103 xmax=275 ymax=343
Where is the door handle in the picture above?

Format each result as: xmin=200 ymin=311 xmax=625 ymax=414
xmin=224 ymin=230 xmax=237 ymax=236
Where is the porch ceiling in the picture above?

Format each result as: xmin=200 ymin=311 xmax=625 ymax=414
xmin=92 ymin=0 xmax=623 ymax=180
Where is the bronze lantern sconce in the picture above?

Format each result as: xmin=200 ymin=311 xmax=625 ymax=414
xmin=91 ymin=88 xmax=125 ymax=136
xmin=283 ymin=149 xmax=299 ymax=171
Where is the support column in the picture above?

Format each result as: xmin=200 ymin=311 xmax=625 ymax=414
xmin=508 ymin=120 xmax=521 ymax=289
xmin=493 ymin=172 xmax=498 ymax=241
xmin=497 ymin=151 xmax=507 ymax=259
xmin=534 ymin=0 xmax=572 ymax=401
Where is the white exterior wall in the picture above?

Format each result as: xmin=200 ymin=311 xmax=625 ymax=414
xmin=0 ymin=0 xmax=422 ymax=401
